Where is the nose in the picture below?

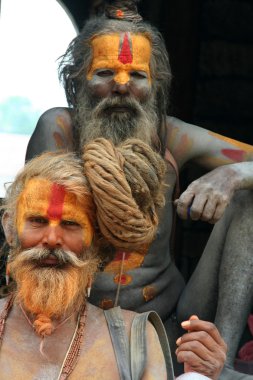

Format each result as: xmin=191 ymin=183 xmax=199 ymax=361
xmin=112 ymin=81 xmax=130 ymax=96
xmin=42 ymin=224 xmax=62 ymax=249
xmin=113 ymin=71 xmax=130 ymax=95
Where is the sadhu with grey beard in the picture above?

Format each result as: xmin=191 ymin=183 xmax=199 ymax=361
xmin=0 ymin=139 xmax=225 ymax=379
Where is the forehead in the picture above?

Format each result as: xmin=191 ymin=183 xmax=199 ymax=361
xmin=88 ymin=33 xmax=151 ymax=69
xmin=17 ymin=178 xmax=82 ymax=221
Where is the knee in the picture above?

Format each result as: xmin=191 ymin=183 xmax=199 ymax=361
xmin=230 ymin=190 xmax=253 ymax=214
xmin=221 ymin=190 xmax=253 ymax=227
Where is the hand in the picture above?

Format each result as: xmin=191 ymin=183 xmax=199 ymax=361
xmin=174 ymin=165 xmax=240 ymax=223
xmin=176 ymin=315 xmax=227 ymax=380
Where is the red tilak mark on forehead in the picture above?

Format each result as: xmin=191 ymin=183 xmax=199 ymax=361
xmin=47 ymin=183 xmax=66 ymax=220
xmin=221 ymin=149 xmax=245 ymax=162
xmin=118 ymin=33 xmax=133 ymax=64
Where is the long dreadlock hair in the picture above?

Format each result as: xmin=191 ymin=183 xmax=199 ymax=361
xmin=58 ymin=0 xmax=172 ymax=155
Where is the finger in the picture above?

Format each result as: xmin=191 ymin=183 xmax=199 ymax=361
xmin=176 ymin=335 xmax=226 ymax=374
xmin=188 ymin=196 xmax=207 ymax=221
xmin=176 ymin=339 xmax=214 ymax=362
xmin=181 ymin=320 xmax=227 ymax=349
xmin=199 ymin=199 xmax=217 ymax=222
xmin=189 ymin=315 xmax=199 ymax=321
xmin=211 ymin=202 xmax=227 ymax=223
xmin=177 ymin=330 xmax=222 ymax=354
xmin=176 ymin=192 xmax=195 ymax=220
xmin=176 ymin=349 xmax=223 ymax=379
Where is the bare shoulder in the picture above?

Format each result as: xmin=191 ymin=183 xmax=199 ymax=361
xmin=87 ymin=303 xmax=135 ymax=320
xmin=86 ymin=304 xmax=161 ymax=339
xmin=166 ymin=115 xmax=208 ymax=138
xmin=36 ymin=107 xmax=73 ymax=130
xmin=166 ymin=116 xmax=221 ymax=167
xmin=121 ymin=309 xmax=163 ymax=345
xmin=165 ymin=116 xmax=202 ymax=166
xmin=26 ymin=106 xmax=74 ymax=160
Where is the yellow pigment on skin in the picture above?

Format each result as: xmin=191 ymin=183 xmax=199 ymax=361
xmin=173 ymin=133 xmax=194 ymax=158
xmin=196 ymin=156 xmax=233 ymax=168
xmin=209 ymin=131 xmax=253 ymax=153
xmin=167 ymin=125 xmax=179 ymax=148
xmin=16 ymin=178 xmax=94 ymax=247
xmin=56 ymin=115 xmax=72 ymax=144
xmin=87 ymin=33 xmax=151 ymax=84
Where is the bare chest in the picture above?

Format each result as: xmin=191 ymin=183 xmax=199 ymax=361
xmin=0 ymin=305 xmax=120 ymax=380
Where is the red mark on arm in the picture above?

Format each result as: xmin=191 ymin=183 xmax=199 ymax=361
xmin=221 ymin=149 xmax=245 ymax=162
xmin=118 ymin=33 xmax=133 ymax=64
xmin=53 ymin=132 xmax=65 ymax=149
xmin=47 ymin=183 xmax=65 ymax=220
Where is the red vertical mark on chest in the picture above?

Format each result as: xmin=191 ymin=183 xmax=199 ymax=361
xmin=47 ymin=183 xmax=65 ymax=220
xmin=118 ymin=33 xmax=133 ymax=64
xmin=116 ymin=9 xmax=124 ymax=18
xmin=221 ymin=149 xmax=245 ymax=162
xmin=113 ymin=251 xmax=131 ymax=262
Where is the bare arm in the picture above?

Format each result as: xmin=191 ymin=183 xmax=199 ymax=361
xmin=167 ymin=117 xmax=253 ymax=222
xmin=166 ymin=116 xmax=253 ymax=169
xmin=25 ymin=107 xmax=74 ymax=161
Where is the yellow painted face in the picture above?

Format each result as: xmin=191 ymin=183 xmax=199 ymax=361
xmin=87 ymin=33 xmax=151 ymax=84
xmin=16 ymin=178 xmax=94 ymax=247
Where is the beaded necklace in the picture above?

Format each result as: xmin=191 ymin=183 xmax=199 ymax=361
xmin=0 ymin=294 xmax=87 ymax=380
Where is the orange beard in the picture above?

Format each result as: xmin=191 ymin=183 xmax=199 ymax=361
xmin=9 ymin=248 xmax=98 ymax=337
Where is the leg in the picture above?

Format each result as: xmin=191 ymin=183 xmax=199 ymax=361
xmin=164 ymin=313 xmax=184 ymax=377
xmin=177 ymin=190 xmax=253 ymax=375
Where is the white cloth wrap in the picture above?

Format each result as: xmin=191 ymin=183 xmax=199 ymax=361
xmin=176 ymin=373 xmax=211 ymax=380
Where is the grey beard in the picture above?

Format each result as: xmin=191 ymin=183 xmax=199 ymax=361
xmin=75 ymin=93 xmax=159 ymax=151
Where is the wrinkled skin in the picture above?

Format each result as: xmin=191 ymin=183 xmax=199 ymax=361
xmin=175 ymin=165 xmax=241 ymax=223
xmin=176 ymin=316 xmax=227 ymax=379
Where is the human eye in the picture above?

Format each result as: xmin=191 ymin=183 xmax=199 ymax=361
xmin=28 ymin=216 xmax=48 ymax=226
xmin=95 ymin=69 xmax=114 ymax=77
xmin=130 ymin=71 xmax=148 ymax=79
xmin=61 ymin=220 xmax=80 ymax=228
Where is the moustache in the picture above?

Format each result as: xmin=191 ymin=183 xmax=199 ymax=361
xmin=93 ymin=96 xmax=144 ymax=117
xmin=12 ymin=247 xmax=87 ymax=268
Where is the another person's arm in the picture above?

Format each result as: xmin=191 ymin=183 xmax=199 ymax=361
xmin=143 ymin=316 xmax=226 ymax=380
xmin=167 ymin=116 xmax=253 ymax=222
xmin=176 ymin=316 xmax=227 ymax=380
xmin=25 ymin=107 xmax=73 ymax=161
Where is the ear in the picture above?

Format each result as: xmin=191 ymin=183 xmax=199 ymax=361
xmin=1 ymin=211 xmax=14 ymax=246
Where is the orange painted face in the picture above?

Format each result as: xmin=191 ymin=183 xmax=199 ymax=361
xmin=87 ymin=33 xmax=151 ymax=85
xmin=16 ymin=178 xmax=94 ymax=251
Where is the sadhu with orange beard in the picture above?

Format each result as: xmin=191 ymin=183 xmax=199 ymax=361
xmin=0 ymin=139 xmax=226 ymax=379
